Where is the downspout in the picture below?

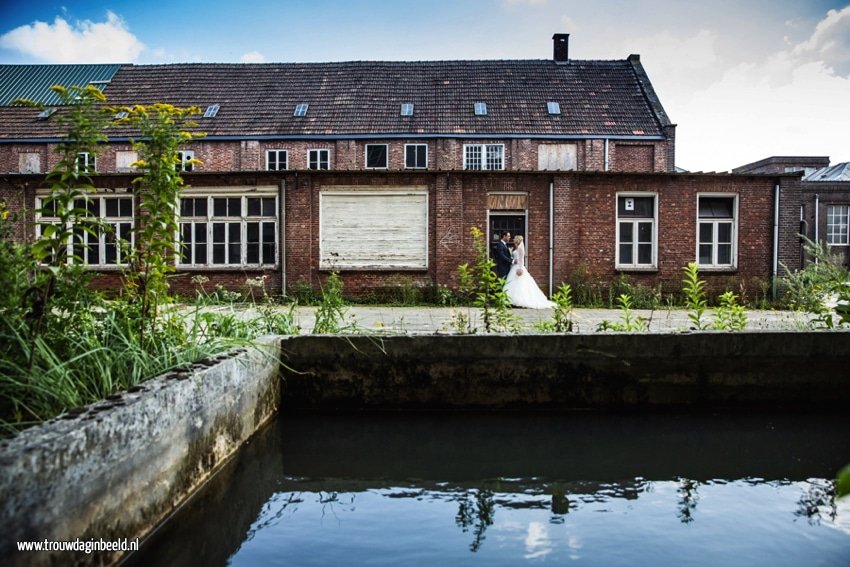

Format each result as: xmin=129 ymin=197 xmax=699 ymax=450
xmin=549 ymin=180 xmax=554 ymax=296
xmin=772 ymin=183 xmax=780 ymax=299
xmin=280 ymin=178 xmax=286 ymax=297
xmin=604 ymin=139 xmax=609 ymax=172
xmin=813 ymin=193 xmax=820 ymax=263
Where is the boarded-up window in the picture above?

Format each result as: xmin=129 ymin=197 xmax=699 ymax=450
xmin=537 ymin=144 xmax=577 ymax=171
xmin=19 ymin=153 xmax=41 ymax=173
xmin=320 ymin=188 xmax=428 ymax=270
xmin=116 ymin=151 xmax=138 ymax=172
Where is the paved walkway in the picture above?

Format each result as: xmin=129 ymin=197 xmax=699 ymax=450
xmin=287 ymin=305 xmax=811 ymax=334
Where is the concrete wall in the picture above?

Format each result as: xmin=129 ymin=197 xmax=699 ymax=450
xmin=0 ymin=338 xmax=281 ymax=567
xmin=279 ymin=332 xmax=850 ymax=410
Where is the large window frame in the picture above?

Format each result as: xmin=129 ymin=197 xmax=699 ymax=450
xmin=826 ymin=204 xmax=849 ymax=245
xmin=463 ymin=144 xmax=504 ymax=171
xmin=365 ymin=144 xmax=388 ymax=169
xmin=616 ymin=193 xmax=657 ymax=270
xmin=404 ymin=144 xmax=428 ymax=169
xmin=308 ymin=149 xmax=330 ymax=170
xmin=178 ymin=193 xmax=278 ymax=268
xmin=36 ymin=194 xmax=134 ymax=267
xmin=697 ymin=194 xmax=738 ymax=269
xmin=266 ymin=149 xmax=288 ymax=171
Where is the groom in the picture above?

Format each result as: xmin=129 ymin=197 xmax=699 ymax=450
xmin=492 ymin=231 xmax=513 ymax=279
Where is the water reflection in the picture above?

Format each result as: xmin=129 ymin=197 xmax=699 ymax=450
xmin=126 ymin=412 xmax=850 ymax=566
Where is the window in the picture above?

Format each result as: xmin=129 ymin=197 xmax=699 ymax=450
xmin=309 ymin=149 xmax=330 ymax=170
xmin=365 ymin=144 xmax=388 ymax=169
xmin=178 ymin=195 xmax=277 ymax=266
xmin=474 ymin=102 xmax=487 ymax=116
xmin=616 ymin=194 xmax=656 ymax=268
xmin=827 ymin=205 xmax=849 ymax=245
xmin=294 ymin=103 xmax=309 ymax=117
xmin=320 ymin=189 xmax=428 ymax=269
xmin=697 ymin=195 xmax=737 ymax=268
xmin=176 ymin=151 xmax=194 ymax=172
xmin=405 ymin=144 xmax=427 ymax=169
xmin=464 ymin=144 xmax=504 ymax=170
xmin=36 ymin=195 xmax=133 ymax=266
xmin=203 ymin=104 xmax=220 ymax=118
xmin=400 ymin=103 xmax=414 ymax=116
xmin=76 ymin=152 xmax=96 ymax=173
xmin=37 ymin=108 xmax=56 ymax=120
xmin=547 ymin=102 xmax=561 ymax=115
xmin=266 ymin=149 xmax=288 ymax=171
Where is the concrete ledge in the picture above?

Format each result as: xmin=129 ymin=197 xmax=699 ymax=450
xmin=0 ymin=338 xmax=281 ymax=567
xmin=280 ymin=331 xmax=850 ymax=409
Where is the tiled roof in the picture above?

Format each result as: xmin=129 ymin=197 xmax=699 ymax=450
xmin=0 ymin=59 xmax=671 ymax=140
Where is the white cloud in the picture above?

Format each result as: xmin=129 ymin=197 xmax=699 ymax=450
xmin=240 ymin=51 xmax=266 ymax=63
xmin=0 ymin=11 xmax=144 ymax=63
xmin=792 ymin=6 xmax=850 ymax=76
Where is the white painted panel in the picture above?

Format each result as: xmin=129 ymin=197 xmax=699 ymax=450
xmin=115 ymin=151 xmax=139 ymax=172
xmin=321 ymin=190 xmax=428 ymax=269
xmin=537 ymin=144 xmax=577 ymax=171
xmin=19 ymin=153 xmax=41 ymax=174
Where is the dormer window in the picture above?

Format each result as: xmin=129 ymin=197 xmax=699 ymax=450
xmin=474 ymin=102 xmax=487 ymax=116
xmin=400 ymin=103 xmax=414 ymax=116
xmin=547 ymin=102 xmax=561 ymax=115
xmin=294 ymin=103 xmax=309 ymax=117
xmin=203 ymin=104 xmax=220 ymax=118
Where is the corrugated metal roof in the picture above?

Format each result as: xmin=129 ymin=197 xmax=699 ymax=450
xmin=0 ymin=64 xmax=122 ymax=106
xmin=803 ymin=162 xmax=850 ymax=182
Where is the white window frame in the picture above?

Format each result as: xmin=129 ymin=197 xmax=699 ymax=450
xmin=177 ymin=150 xmax=194 ymax=172
xmin=463 ymin=144 xmax=504 ymax=171
xmin=266 ymin=149 xmax=288 ymax=171
xmin=36 ymin=194 xmax=134 ymax=267
xmin=404 ymin=144 xmax=428 ymax=169
xmin=365 ymin=144 xmax=389 ymax=169
xmin=309 ymin=149 xmax=330 ymax=170
xmin=178 ymin=192 xmax=278 ymax=268
xmin=615 ymin=193 xmax=657 ymax=269
xmin=696 ymin=194 xmax=738 ymax=269
xmin=76 ymin=152 xmax=96 ymax=173
xmin=826 ymin=204 xmax=849 ymax=245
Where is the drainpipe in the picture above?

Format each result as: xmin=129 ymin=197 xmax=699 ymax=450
xmin=772 ymin=183 xmax=780 ymax=299
xmin=814 ymin=193 xmax=819 ymax=264
xmin=549 ymin=180 xmax=554 ymax=296
xmin=604 ymin=139 xmax=609 ymax=172
xmin=280 ymin=178 xmax=286 ymax=297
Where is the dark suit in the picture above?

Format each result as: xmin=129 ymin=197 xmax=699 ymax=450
xmin=492 ymin=239 xmax=513 ymax=278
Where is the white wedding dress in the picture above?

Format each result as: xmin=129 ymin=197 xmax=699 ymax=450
xmin=503 ymin=243 xmax=555 ymax=309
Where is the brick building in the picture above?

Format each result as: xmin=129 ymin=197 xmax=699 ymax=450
xmin=0 ymin=35 xmax=803 ymax=299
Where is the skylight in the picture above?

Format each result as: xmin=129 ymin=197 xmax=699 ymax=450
xmin=294 ymin=103 xmax=309 ymax=117
xmin=37 ymin=108 xmax=56 ymax=120
xmin=547 ymin=102 xmax=561 ymax=115
xmin=400 ymin=103 xmax=414 ymax=116
xmin=204 ymin=104 xmax=220 ymax=118
xmin=474 ymin=102 xmax=487 ymax=116
xmin=114 ymin=111 xmax=129 ymax=120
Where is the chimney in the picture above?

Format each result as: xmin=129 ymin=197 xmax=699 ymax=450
xmin=553 ymin=33 xmax=569 ymax=63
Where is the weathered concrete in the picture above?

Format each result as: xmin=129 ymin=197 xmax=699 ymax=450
xmin=0 ymin=338 xmax=281 ymax=567
xmin=280 ymin=331 xmax=850 ymax=409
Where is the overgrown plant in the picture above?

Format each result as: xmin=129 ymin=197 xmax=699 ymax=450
xmin=536 ymin=283 xmax=575 ymax=332
xmin=782 ymin=238 xmax=850 ymax=328
xmin=712 ymin=291 xmax=748 ymax=331
xmin=457 ymin=227 xmax=519 ymax=333
xmin=118 ymin=103 xmax=203 ymax=342
xmin=596 ymin=293 xmax=648 ymax=332
xmin=312 ymin=272 xmax=354 ymax=334
xmin=682 ymin=262 xmax=709 ymax=330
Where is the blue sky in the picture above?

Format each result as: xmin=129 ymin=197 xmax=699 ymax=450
xmin=1 ymin=0 xmax=848 ymax=172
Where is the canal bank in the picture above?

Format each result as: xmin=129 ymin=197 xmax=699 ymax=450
xmin=1 ymin=322 xmax=847 ymax=566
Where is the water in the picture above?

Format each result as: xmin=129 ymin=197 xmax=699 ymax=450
xmin=127 ymin=412 xmax=850 ymax=566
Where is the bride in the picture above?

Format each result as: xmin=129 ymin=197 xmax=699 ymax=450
xmin=503 ymin=236 xmax=555 ymax=309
